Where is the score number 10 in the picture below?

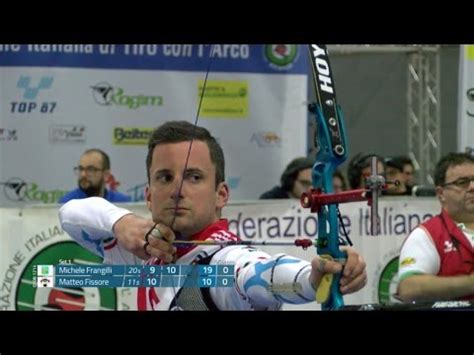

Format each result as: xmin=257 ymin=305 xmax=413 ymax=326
xmin=199 ymin=265 xmax=234 ymax=288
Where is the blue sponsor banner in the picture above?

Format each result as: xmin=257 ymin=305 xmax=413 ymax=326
xmin=0 ymin=44 xmax=308 ymax=74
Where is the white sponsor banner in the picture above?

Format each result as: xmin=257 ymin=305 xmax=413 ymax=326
xmin=458 ymin=45 xmax=474 ymax=152
xmin=0 ymin=197 xmax=440 ymax=310
xmin=0 ymin=45 xmax=307 ymax=206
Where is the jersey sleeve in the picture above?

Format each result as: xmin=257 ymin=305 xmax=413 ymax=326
xmin=103 ymin=240 xmax=141 ymax=265
xmin=209 ymin=245 xmax=315 ymax=310
xmin=58 ymin=197 xmax=132 ymax=257
xmin=398 ymin=226 xmax=440 ymax=281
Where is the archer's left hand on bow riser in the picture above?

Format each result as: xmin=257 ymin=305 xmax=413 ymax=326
xmin=311 ymin=103 xmax=348 ymax=310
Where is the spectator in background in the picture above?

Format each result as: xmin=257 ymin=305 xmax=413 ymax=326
xmin=397 ymin=156 xmax=416 ymax=191
xmin=384 ymin=157 xmax=410 ymax=195
xmin=347 ymin=153 xmax=385 ymax=189
xmin=59 ymin=148 xmax=131 ymax=204
xmin=260 ymin=158 xmax=350 ymax=199
xmin=260 ymin=157 xmax=314 ymax=199
xmin=333 ymin=169 xmax=347 ymax=193
xmin=397 ymin=152 xmax=474 ymax=302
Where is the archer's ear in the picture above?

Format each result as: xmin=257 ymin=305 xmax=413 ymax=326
xmin=216 ymin=182 xmax=229 ymax=210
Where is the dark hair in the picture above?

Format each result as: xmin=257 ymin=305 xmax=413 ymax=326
xmin=384 ymin=157 xmax=404 ymax=172
xmin=434 ymin=152 xmax=474 ymax=186
xmin=146 ymin=121 xmax=225 ymax=187
xmin=280 ymin=157 xmax=314 ymax=192
xmin=83 ymin=148 xmax=110 ymax=170
xmin=347 ymin=153 xmax=384 ymax=189
xmin=394 ymin=155 xmax=414 ymax=169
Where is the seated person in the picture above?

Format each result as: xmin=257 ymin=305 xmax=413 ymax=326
xmin=59 ymin=148 xmax=131 ymax=203
xmin=396 ymin=155 xmax=417 ymax=190
xmin=384 ymin=157 xmax=411 ymax=195
xmin=333 ymin=169 xmax=348 ymax=193
xmin=260 ymin=157 xmax=314 ymax=199
xmin=347 ymin=153 xmax=385 ymax=189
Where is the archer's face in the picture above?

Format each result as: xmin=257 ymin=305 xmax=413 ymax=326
xmin=145 ymin=141 xmax=229 ymax=239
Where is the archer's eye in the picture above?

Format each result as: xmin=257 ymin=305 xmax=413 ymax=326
xmin=185 ymin=172 xmax=202 ymax=183
xmin=156 ymin=174 xmax=173 ymax=183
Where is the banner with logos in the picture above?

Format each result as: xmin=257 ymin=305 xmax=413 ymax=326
xmin=0 ymin=44 xmax=308 ymax=206
xmin=0 ymin=197 xmax=440 ymax=310
xmin=458 ymin=45 xmax=474 ymax=152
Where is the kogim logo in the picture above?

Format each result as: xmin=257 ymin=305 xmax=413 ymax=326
xmin=91 ymin=82 xmax=163 ymax=109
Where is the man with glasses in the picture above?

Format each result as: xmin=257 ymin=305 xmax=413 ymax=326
xmin=397 ymin=152 xmax=474 ymax=303
xmin=59 ymin=148 xmax=131 ymax=203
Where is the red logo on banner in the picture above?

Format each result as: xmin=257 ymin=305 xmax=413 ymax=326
xmin=106 ymin=173 xmax=121 ymax=191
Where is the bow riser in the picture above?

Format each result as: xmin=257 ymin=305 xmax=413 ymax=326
xmin=307 ymin=44 xmax=348 ymax=310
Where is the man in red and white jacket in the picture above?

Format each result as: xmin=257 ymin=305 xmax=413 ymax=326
xmin=60 ymin=121 xmax=367 ymax=310
xmin=398 ymin=152 xmax=474 ymax=303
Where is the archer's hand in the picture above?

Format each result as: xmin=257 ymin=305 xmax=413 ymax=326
xmin=309 ymin=246 xmax=367 ymax=294
xmin=113 ymin=214 xmax=177 ymax=262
